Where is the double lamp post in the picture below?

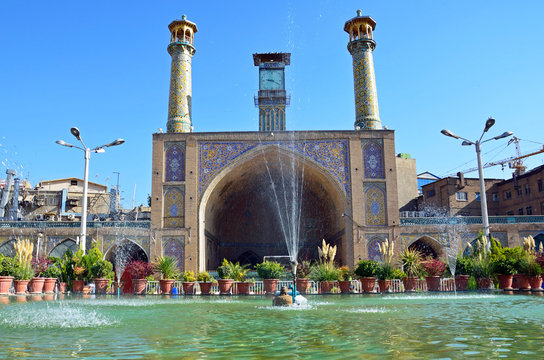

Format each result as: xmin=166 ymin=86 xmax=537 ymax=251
xmin=441 ymin=117 xmax=513 ymax=239
xmin=57 ymin=127 xmax=124 ymax=254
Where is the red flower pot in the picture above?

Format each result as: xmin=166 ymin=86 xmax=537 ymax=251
xmin=29 ymin=277 xmax=45 ymax=293
xmin=378 ymin=279 xmax=391 ymax=293
xmin=514 ymin=274 xmax=530 ymax=290
xmin=403 ymin=277 xmax=418 ymax=292
xmin=360 ymin=277 xmax=376 ymax=293
xmin=263 ymin=279 xmax=279 ymax=294
xmin=528 ymin=275 xmax=542 ymax=290
xmin=296 ymin=278 xmax=310 ymax=294
xmin=14 ymin=279 xmax=29 ymax=294
xmin=320 ymin=281 xmax=334 ymax=293
xmin=43 ymin=278 xmax=57 ymax=293
xmin=72 ymin=280 xmax=85 ymax=293
xmin=58 ymin=282 xmax=67 ymax=293
xmin=339 ymin=280 xmax=351 ymax=293
xmin=454 ymin=275 xmax=470 ymax=291
xmin=182 ymin=282 xmax=195 ymax=295
xmin=497 ymin=274 xmax=514 ymax=290
xmin=237 ymin=282 xmax=251 ymax=295
xmin=476 ymin=278 xmax=493 ymax=289
xmin=0 ymin=276 xmax=13 ymax=295
xmin=94 ymin=278 xmax=109 ymax=294
xmin=159 ymin=279 xmax=175 ymax=294
xmin=132 ymin=279 xmax=148 ymax=294
xmin=218 ymin=279 xmax=233 ymax=295
xmin=425 ymin=276 xmax=441 ymax=291
xmin=199 ymin=282 xmax=212 ymax=295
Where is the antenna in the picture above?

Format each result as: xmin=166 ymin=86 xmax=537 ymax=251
xmin=132 ymin=184 xmax=136 ymax=209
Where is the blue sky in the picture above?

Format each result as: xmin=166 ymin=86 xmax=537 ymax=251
xmin=1 ymin=1 xmax=543 ymax=207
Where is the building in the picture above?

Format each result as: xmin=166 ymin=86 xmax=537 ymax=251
xmin=495 ymin=165 xmax=544 ymax=216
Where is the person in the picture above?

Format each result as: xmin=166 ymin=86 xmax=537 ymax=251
xmin=272 ymin=286 xmax=293 ymax=307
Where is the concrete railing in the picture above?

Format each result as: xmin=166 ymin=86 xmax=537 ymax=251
xmin=400 ymin=215 xmax=544 ymax=226
xmin=0 ymin=220 xmax=150 ymax=229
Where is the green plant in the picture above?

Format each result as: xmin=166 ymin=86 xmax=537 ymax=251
xmin=392 ymin=268 xmax=406 ymax=280
xmin=523 ymin=256 xmax=543 ymax=276
xmin=145 ymin=274 xmax=155 ymax=281
xmin=230 ymin=262 xmax=250 ymax=282
xmin=455 ymin=256 xmax=473 ymax=276
xmin=0 ymin=254 xmax=18 ymax=277
xmin=154 ymin=256 xmax=180 ymax=280
xmin=354 ymin=260 xmax=379 ymax=278
xmin=59 ymin=250 xmax=75 ymax=284
xmin=14 ymin=239 xmax=34 ymax=280
xmin=296 ymin=260 xmax=311 ymax=279
xmin=255 ymin=260 xmax=284 ymax=280
xmin=196 ymin=271 xmax=212 ymax=282
xmin=338 ymin=265 xmax=352 ymax=281
xmin=399 ymin=248 xmax=423 ymax=278
xmin=472 ymin=256 xmax=493 ymax=279
xmin=330 ymin=286 xmax=341 ymax=294
xmin=309 ymin=262 xmax=339 ymax=282
xmin=91 ymin=259 xmax=114 ymax=280
xmin=183 ymin=270 xmax=196 ymax=282
xmin=376 ymin=263 xmax=395 ymax=280
xmin=43 ymin=263 xmax=62 ymax=279
xmin=217 ymin=259 xmax=233 ymax=279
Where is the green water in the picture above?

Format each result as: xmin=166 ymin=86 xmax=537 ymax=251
xmin=0 ymin=293 xmax=543 ymax=359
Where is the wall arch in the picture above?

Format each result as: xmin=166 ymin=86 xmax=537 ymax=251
xmin=407 ymin=235 xmax=444 ymax=259
xmin=49 ymin=239 xmax=78 ymax=258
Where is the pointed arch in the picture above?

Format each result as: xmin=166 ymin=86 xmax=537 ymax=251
xmin=408 ymin=235 xmax=444 ymax=259
xmin=49 ymin=239 xmax=78 ymax=258
xmin=0 ymin=238 xmax=16 ymax=257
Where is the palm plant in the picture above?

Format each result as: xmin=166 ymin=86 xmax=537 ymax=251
xmin=154 ymin=256 xmax=180 ymax=280
xmin=399 ymin=248 xmax=422 ymax=278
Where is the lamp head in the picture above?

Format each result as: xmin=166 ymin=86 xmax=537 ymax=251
xmin=461 ymin=140 xmax=473 ymax=146
xmin=56 ymin=140 xmax=73 ymax=148
xmin=70 ymin=127 xmax=81 ymax=140
xmin=494 ymin=131 xmax=513 ymax=140
xmin=441 ymin=129 xmax=460 ymax=139
xmin=484 ymin=117 xmax=495 ymax=133
xmin=105 ymin=138 xmax=125 ymax=147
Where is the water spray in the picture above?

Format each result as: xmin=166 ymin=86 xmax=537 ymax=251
xmin=290 ymin=259 xmax=297 ymax=304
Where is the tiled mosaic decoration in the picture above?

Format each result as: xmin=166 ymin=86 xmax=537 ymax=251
xmin=163 ymin=237 xmax=185 ymax=270
xmin=362 ymin=139 xmax=384 ymax=179
xmin=164 ymin=186 xmax=185 ymax=228
xmin=167 ymin=44 xmax=193 ymax=133
xmin=165 ymin=142 xmax=185 ymax=182
xmin=364 ymin=183 xmax=386 ymax=226
xmin=199 ymin=140 xmax=350 ymax=196
xmin=367 ymin=237 xmax=385 ymax=261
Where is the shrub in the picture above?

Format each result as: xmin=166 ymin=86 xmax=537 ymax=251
xmin=455 ymin=256 xmax=473 ymax=276
xmin=421 ymin=259 xmax=447 ymax=277
xmin=296 ymin=260 xmax=311 ymax=279
xmin=354 ymin=260 xmax=379 ymax=278
xmin=31 ymin=256 xmax=52 ymax=277
xmin=217 ymin=259 xmax=233 ymax=279
xmin=230 ymin=262 xmax=250 ymax=282
xmin=154 ymin=256 xmax=180 ymax=280
xmin=44 ymin=263 xmax=62 ymax=279
xmin=376 ymin=263 xmax=395 ymax=280
xmin=399 ymin=248 xmax=423 ymax=278
xmin=255 ymin=260 xmax=284 ymax=280
xmin=338 ymin=265 xmax=352 ymax=281
xmin=0 ymin=255 xmax=18 ymax=277
xmin=91 ymin=259 xmax=114 ymax=280
xmin=182 ymin=270 xmax=196 ymax=282
xmin=127 ymin=260 xmax=153 ymax=279
xmin=472 ymin=256 xmax=493 ymax=279
xmin=197 ymin=271 xmax=212 ymax=282
xmin=309 ymin=263 xmax=339 ymax=282
xmin=522 ymin=256 xmax=543 ymax=276
xmin=392 ymin=268 xmax=406 ymax=280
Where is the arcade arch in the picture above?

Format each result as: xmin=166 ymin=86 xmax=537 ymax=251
xmin=408 ymin=236 xmax=444 ymax=259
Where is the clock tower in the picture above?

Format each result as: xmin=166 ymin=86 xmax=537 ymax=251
xmin=253 ymin=53 xmax=291 ymax=131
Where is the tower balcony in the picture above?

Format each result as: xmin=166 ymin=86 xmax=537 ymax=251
xmin=254 ymin=90 xmax=291 ymax=106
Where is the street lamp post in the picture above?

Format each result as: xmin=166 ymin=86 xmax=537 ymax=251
xmin=57 ymin=127 xmax=124 ymax=254
xmin=441 ymin=118 xmax=513 ymax=240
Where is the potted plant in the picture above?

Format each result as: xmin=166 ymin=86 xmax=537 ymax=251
xmin=308 ymin=262 xmax=339 ymax=293
xmin=43 ymin=262 xmax=61 ymax=293
xmin=71 ymin=249 xmax=87 ymax=293
xmin=0 ymin=254 xmax=18 ymax=295
xmin=255 ymin=260 xmax=284 ymax=294
xmin=126 ymin=260 xmax=153 ymax=294
xmin=490 ymin=248 xmax=518 ymax=290
xmin=337 ymin=265 xmax=352 ymax=293
xmin=376 ymin=263 xmax=395 ymax=293
xmin=217 ymin=258 xmax=234 ymax=295
xmin=455 ymin=256 xmax=473 ymax=291
xmin=296 ymin=260 xmax=311 ymax=294
xmin=196 ymin=271 xmax=213 ymax=295
xmin=231 ymin=262 xmax=250 ymax=295
xmin=182 ymin=270 xmax=196 ymax=294
xmin=154 ymin=256 xmax=180 ymax=294
xmin=14 ymin=239 xmax=34 ymax=294
xmin=399 ymin=248 xmax=422 ymax=292
xmin=354 ymin=260 xmax=379 ymax=293
xmin=29 ymin=256 xmax=51 ymax=293
xmin=421 ymin=258 xmax=447 ymax=291
xmin=523 ymin=256 xmax=542 ymax=290
xmin=91 ymin=259 xmax=114 ymax=294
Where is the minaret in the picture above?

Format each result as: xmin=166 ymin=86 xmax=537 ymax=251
xmin=344 ymin=10 xmax=381 ymax=130
xmin=166 ymin=15 xmax=197 ymax=133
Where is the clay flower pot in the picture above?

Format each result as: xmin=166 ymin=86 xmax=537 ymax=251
xmin=14 ymin=280 xmax=29 ymax=294
xmin=425 ymin=276 xmax=441 ymax=291
xmin=476 ymin=278 xmax=493 ymax=289
xmin=159 ymin=279 xmax=175 ymax=294
xmin=236 ymin=282 xmax=251 ymax=295
xmin=58 ymin=282 xmax=67 ymax=293
xmin=29 ymin=277 xmax=45 ymax=294
xmin=132 ymin=279 xmax=148 ymax=295
xmin=360 ymin=277 xmax=376 ymax=293
xmin=43 ymin=278 xmax=57 ymax=293
xmin=296 ymin=278 xmax=310 ymax=294
xmin=72 ymin=279 xmax=85 ymax=293
xmin=0 ymin=276 xmax=13 ymax=295
xmin=320 ymin=281 xmax=334 ymax=293
xmin=94 ymin=278 xmax=110 ymax=294
xmin=514 ymin=274 xmax=530 ymax=290
xmin=454 ymin=275 xmax=470 ymax=291
xmin=403 ymin=277 xmax=418 ymax=292
xmin=378 ymin=279 xmax=391 ymax=293
xmin=218 ymin=279 xmax=233 ymax=294
xmin=527 ymin=275 xmax=543 ymax=290
xmin=263 ymin=279 xmax=279 ymax=294
xmin=182 ymin=282 xmax=195 ymax=295
xmin=497 ymin=274 xmax=514 ymax=290
xmin=338 ymin=280 xmax=351 ymax=293
xmin=199 ymin=282 xmax=213 ymax=295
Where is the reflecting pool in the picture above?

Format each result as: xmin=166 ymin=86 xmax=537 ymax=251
xmin=1 ymin=293 xmax=543 ymax=359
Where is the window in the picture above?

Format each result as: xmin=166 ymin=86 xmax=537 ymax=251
xmin=475 ymin=192 xmax=481 ymax=201
xmin=456 ymin=192 xmax=468 ymax=201
xmin=518 ymin=208 xmax=524 ymax=215
xmin=538 ymin=179 xmax=543 ymax=192
xmin=426 ymin=189 xmax=435 ymax=197
xmin=492 ymin=192 xmax=499 ymax=202
xmin=517 ymin=187 xmax=523 ymax=197
xmin=504 ymin=191 xmax=512 ymax=200
xmin=525 ymin=183 xmax=531 ymax=195
xmin=526 ymin=206 xmax=533 ymax=215
xmin=70 ymin=180 xmax=78 ymax=186
xmin=541 ymin=202 xmax=544 ymax=215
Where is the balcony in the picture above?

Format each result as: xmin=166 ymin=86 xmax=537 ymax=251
xmin=400 ymin=216 xmax=544 ymax=226
xmin=0 ymin=221 xmax=150 ymax=229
